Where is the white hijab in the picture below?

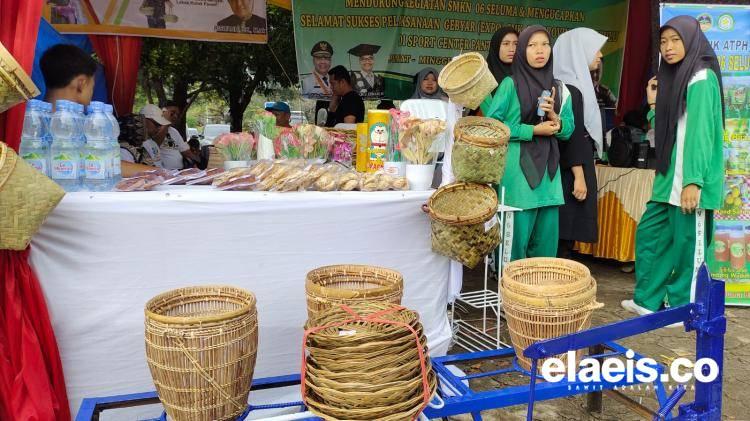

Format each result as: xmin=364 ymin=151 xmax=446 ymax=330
xmin=553 ymin=28 xmax=608 ymax=157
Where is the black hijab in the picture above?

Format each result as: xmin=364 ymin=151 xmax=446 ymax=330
xmin=411 ymin=67 xmax=446 ymax=99
xmin=487 ymin=27 xmax=518 ymax=84
xmin=655 ymin=15 xmax=724 ymax=175
xmin=511 ymin=25 xmax=562 ymax=189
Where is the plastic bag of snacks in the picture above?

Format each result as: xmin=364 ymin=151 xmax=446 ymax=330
xmin=330 ymin=132 xmax=354 ymax=167
xmin=294 ymin=124 xmax=334 ymax=162
xmin=185 ymin=168 xmax=225 ymax=185
xmin=114 ymin=174 xmax=164 ymax=192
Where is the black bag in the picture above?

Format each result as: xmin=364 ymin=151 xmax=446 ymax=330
xmin=607 ymin=126 xmax=635 ymax=167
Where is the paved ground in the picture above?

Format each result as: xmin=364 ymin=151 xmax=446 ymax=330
xmin=447 ymin=254 xmax=750 ymax=420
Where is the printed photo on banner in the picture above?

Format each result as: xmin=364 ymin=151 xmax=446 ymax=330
xmin=293 ymin=0 xmax=629 ymax=101
xmin=46 ymin=0 xmax=268 ymax=43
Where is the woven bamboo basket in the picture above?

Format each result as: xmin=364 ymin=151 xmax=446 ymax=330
xmin=0 ymin=142 xmax=65 ymax=250
xmin=144 ymin=286 xmax=258 ymax=421
xmin=428 ymin=182 xmax=500 ymax=268
xmin=438 ymin=52 xmax=498 ymax=109
xmin=0 ymin=42 xmax=40 ymax=114
xmin=500 ymin=258 xmax=603 ymax=372
xmin=452 ymin=116 xmax=510 ymax=184
xmin=305 ymin=264 xmax=403 ymax=322
xmin=303 ymin=302 xmax=436 ymax=420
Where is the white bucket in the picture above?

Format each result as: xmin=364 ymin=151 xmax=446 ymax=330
xmin=406 ymin=164 xmax=435 ymax=191
xmin=383 ymin=161 xmax=405 ymax=177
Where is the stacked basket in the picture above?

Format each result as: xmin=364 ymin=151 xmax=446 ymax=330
xmin=427 ymin=116 xmax=509 ymax=268
xmin=306 ymin=264 xmax=404 ymax=320
xmin=303 ymin=302 xmax=437 ymax=420
xmin=500 ymin=258 xmax=604 ymax=371
xmin=144 ymin=286 xmax=258 ymax=421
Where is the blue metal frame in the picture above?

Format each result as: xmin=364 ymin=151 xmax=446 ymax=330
xmin=76 ymin=265 xmax=724 ymax=421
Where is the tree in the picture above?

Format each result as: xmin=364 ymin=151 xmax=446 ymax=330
xmin=202 ymin=7 xmax=298 ymax=131
xmin=139 ymin=6 xmax=298 ymax=133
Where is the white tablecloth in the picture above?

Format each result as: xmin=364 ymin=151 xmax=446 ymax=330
xmin=29 ymin=188 xmax=451 ymax=418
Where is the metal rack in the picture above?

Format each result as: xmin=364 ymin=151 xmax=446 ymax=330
xmin=451 ymin=188 xmax=520 ymax=351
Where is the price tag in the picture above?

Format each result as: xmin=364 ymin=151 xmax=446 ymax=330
xmin=484 ymin=215 xmax=499 ymax=232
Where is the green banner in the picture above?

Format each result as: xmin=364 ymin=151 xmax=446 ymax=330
xmin=292 ymin=0 xmax=629 ymax=101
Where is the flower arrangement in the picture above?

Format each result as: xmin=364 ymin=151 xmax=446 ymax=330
xmin=274 ymin=128 xmax=302 ymax=158
xmin=294 ymin=124 xmax=334 ymax=160
xmin=330 ymin=132 xmax=353 ymax=167
xmin=214 ymin=132 xmax=257 ymax=161
xmin=253 ymin=111 xmax=280 ymax=142
xmin=391 ymin=109 xmax=445 ymax=165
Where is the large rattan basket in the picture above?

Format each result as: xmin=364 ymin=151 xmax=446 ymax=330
xmin=0 ymin=142 xmax=65 ymax=250
xmin=438 ymin=52 xmax=497 ymax=109
xmin=306 ymin=264 xmax=404 ymax=322
xmin=428 ymin=182 xmax=500 ymax=268
xmin=452 ymin=116 xmax=510 ymax=184
xmin=500 ymin=258 xmax=603 ymax=372
xmin=144 ymin=286 xmax=258 ymax=421
xmin=303 ymin=302 xmax=436 ymax=420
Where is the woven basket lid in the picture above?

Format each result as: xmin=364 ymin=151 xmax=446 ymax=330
xmin=0 ymin=42 xmax=40 ymax=114
xmin=454 ymin=116 xmax=510 ymax=148
xmin=428 ymin=182 xmax=497 ymax=226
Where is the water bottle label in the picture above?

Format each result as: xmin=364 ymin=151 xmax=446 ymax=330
xmin=22 ymin=154 xmax=48 ymax=175
xmin=52 ymin=155 xmax=79 ymax=179
xmin=85 ymin=155 xmax=108 ymax=179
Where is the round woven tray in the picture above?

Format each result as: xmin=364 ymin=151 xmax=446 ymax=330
xmin=454 ymin=116 xmax=510 ymax=148
xmin=306 ymin=265 xmax=404 ymax=323
xmin=144 ymin=286 xmax=258 ymax=421
xmin=303 ymin=302 xmax=436 ymax=421
xmin=438 ymin=52 xmax=498 ymax=109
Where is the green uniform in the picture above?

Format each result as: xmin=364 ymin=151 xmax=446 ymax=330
xmin=634 ymin=68 xmax=724 ymax=311
xmin=481 ymin=77 xmax=575 ymax=260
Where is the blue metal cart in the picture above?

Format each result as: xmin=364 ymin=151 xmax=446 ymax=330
xmin=76 ymin=265 xmax=725 ymax=421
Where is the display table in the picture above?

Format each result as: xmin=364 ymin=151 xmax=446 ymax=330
xmin=29 ymin=187 xmax=452 ymax=417
xmin=576 ymin=166 xmax=655 ymax=262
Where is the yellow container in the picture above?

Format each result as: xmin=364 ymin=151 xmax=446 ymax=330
xmin=356 ymin=123 xmax=369 ymax=172
xmin=367 ymin=110 xmax=390 ymax=173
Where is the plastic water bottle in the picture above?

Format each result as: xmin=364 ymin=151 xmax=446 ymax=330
xmin=104 ymin=104 xmax=122 ymax=185
xmin=19 ymin=100 xmax=50 ymax=176
xmin=83 ymin=102 xmax=113 ymax=191
xmin=50 ymin=101 xmax=81 ymax=191
xmin=73 ymin=103 xmax=87 ymax=184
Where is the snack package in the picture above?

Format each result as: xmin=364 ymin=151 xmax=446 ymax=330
xmin=185 ymin=168 xmax=225 ymax=185
xmin=114 ymin=174 xmax=164 ymax=192
xmin=338 ymin=171 xmax=361 ymax=191
xmin=216 ymin=175 xmax=258 ymax=191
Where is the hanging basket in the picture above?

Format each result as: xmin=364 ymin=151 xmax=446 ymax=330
xmin=144 ymin=286 xmax=258 ymax=421
xmin=428 ymin=182 xmax=500 ymax=268
xmin=305 ymin=264 xmax=403 ymax=323
xmin=500 ymin=258 xmax=603 ymax=372
xmin=0 ymin=42 xmax=40 ymax=114
xmin=438 ymin=52 xmax=497 ymax=109
xmin=302 ymin=302 xmax=436 ymax=421
xmin=0 ymin=142 xmax=65 ymax=250
xmin=452 ymin=116 xmax=510 ymax=184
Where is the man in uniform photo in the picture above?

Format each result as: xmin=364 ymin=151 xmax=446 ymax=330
xmin=348 ymin=43 xmax=384 ymax=99
xmin=302 ymin=41 xmax=334 ymax=99
xmin=215 ymin=0 xmax=267 ymax=34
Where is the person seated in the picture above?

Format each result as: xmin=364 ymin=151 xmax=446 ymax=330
xmin=159 ymin=101 xmax=198 ymax=169
xmin=140 ymin=104 xmax=172 ymax=168
xmin=326 ymin=65 xmax=365 ymax=126
xmin=265 ymin=101 xmax=292 ymax=128
xmin=40 ymin=43 xmax=152 ymax=177
xmin=411 ymin=67 xmax=447 ymax=100
xmin=118 ymin=114 xmax=156 ymax=167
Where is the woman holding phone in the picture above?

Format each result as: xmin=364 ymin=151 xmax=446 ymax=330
xmin=481 ymin=25 xmax=575 ymax=260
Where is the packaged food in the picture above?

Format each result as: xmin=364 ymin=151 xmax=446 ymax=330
xmin=114 ymin=174 xmax=164 ymax=192
xmin=185 ymin=168 xmax=225 ymax=185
